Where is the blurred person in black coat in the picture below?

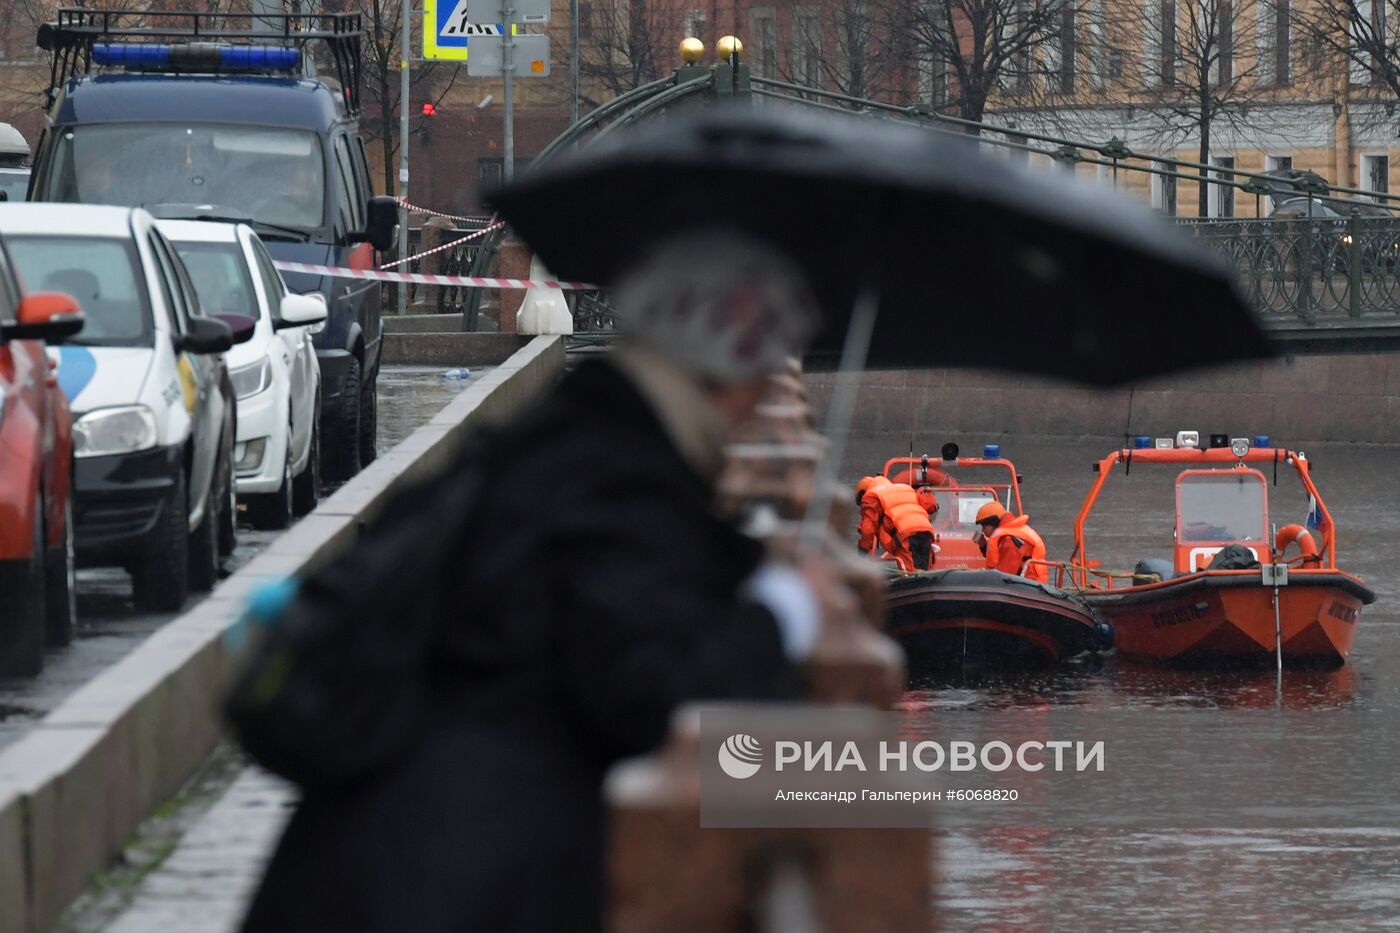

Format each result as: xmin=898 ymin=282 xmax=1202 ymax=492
xmin=240 ymin=233 xmax=859 ymax=933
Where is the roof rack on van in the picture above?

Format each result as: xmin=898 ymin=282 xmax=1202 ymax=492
xmin=36 ymin=7 xmax=363 ymax=115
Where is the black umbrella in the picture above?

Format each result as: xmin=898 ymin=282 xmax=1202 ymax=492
xmin=490 ymin=105 xmax=1269 ymax=387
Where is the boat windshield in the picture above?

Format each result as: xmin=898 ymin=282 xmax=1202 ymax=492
xmin=883 ymin=457 xmax=1021 ymax=513
xmin=1177 ymin=471 xmax=1268 ymax=542
xmin=42 ymin=124 xmax=326 ymax=232
xmin=930 ymin=488 xmax=999 ymax=539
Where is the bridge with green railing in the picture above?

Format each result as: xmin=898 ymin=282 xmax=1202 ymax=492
xmin=457 ymin=38 xmax=1400 ymax=352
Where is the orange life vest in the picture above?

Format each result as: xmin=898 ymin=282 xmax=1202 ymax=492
xmin=873 ymin=483 xmax=935 ymax=562
xmin=986 ymin=514 xmax=1048 ymax=582
xmin=857 ymin=475 xmax=892 ymax=553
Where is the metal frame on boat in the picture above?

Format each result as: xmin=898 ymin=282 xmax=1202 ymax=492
xmin=1047 ymin=443 xmax=1376 ymax=667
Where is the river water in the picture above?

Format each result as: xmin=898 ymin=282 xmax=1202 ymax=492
xmin=842 ymin=436 xmax=1400 ymax=929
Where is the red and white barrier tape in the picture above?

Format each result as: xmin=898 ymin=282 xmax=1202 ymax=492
xmin=273 ymin=259 xmax=595 ymax=291
xmin=397 ymin=198 xmax=489 ymax=223
xmin=379 ymin=220 xmax=503 ymax=269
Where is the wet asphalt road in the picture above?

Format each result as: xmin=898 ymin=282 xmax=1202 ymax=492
xmin=844 ymin=435 xmax=1400 ymax=928
xmin=0 ymin=365 xmax=478 ymax=748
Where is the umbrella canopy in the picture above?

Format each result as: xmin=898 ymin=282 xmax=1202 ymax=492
xmin=489 ymin=105 xmax=1270 ymax=386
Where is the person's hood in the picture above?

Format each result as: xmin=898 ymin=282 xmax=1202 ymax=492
xmin=47 ymin=345 xmax=153 ymax=414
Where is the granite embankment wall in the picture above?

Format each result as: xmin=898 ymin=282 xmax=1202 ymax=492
xmin=805 ymin=353 xmax=1400 ymax=445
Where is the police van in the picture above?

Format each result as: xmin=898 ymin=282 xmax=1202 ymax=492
xmin=31 ymin=9 xmax=397 ymax=481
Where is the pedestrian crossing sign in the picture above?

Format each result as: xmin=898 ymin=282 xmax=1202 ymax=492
xmin=423 ymin=0 xmax=502 ymax=61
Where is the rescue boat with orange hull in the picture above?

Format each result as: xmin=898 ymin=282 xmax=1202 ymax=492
xmin=1058 ymin=438 xmax=1376 ymax=667
xmin=870 ymin=447 xmax=1111 ymax=670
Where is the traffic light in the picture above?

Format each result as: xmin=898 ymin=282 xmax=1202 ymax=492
xmin=421 ymin=101 xmax=437 ymax=117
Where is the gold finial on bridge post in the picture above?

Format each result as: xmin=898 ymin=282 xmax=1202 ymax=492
xmin=680 ymin=37 xmax=705 ymax=64
xmin=715 ymin=35 xmax=743 ymax=62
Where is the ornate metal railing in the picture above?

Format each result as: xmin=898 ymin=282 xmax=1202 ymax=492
xmin=1176 ymin=217 xmax=1400 ymax=322
xmin=404 ymin=219 xmax=498 ymax=328
xmin=529 ymin=47 xmax=1400 ymax=340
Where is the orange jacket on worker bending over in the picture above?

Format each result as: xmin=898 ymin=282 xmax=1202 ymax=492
xmin=856 ymin=475 xmax=893 ymax=553
xmin=871 ymin=482 xmax=935 ymax=568
xmin=986 ymin=514 xmax=1048 ymax=582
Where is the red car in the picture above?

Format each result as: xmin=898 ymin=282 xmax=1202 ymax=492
xmin=0 ymin=240 xmax=83 ymax=677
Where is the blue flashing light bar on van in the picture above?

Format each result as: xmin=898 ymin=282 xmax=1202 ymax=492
xmin=91 ymin=43 xmax=301 ymax=72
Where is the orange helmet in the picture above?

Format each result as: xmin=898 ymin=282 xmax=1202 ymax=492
xmin=975 ymin=501 xmax=1007 ymax=525
xmin=916 ymin=486 xmax=940 ymax=513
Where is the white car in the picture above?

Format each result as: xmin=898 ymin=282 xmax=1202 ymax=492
xmin=0 ymin=203 xmax=247 ymax=612
xmin=0 ymin=122 xmax=29 ymax=202
xmin=157 ymin=219 xmax=325 ymax=529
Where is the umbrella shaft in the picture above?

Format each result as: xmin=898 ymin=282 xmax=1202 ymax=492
xmin=801 ymin=288 xmax=880 ymax=551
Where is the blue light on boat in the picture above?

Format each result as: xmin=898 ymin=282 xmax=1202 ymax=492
xmin=1134 ymin=435 xmax=1152 ymax=448
xmin=92 ymin=43 xmax=171 ymax=67
xmin=220 ymin=46 xmax=300 ymax=69
xmin=1254 ymin=435 xmax=1270 ymax=448
xmin=983 ymin=444 xmax=1000 ymax=459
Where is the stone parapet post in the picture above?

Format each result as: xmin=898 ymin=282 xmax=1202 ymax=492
xmin=605 ymin=357 xmax=923 ymax=931
xmin=493 ymin=237 xmax=532 ymax=334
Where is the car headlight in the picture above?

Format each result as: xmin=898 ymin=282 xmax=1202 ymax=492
xmin=230 ymin=358 xmax=273 ymax=400
xmin=73 ymin=405 xmax=158 ymax=459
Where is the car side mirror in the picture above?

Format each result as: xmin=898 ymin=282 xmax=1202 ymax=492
xmin=5 ymin=292 xmax=84 ymax=342
xmin=0 ymin=191 xmax=8 ymax=202
xmin=275 ymin=292 xmax=327 ymax=330
xmin=356 ymin=195 xmax=399 ymax=253
xmin=212 ymin=312 xmax=257 ymax=345
xmin=179 ymin=315 xmax=234 ymax=354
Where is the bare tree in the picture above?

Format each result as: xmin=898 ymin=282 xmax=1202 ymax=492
xmin=317 ymin=0 xmax=459 ymax=196
xmin=1298 ymin=0 xmax=1398 ymax=97
xmin=881 ymin=0 xmax=1078 ymax=123
xmin=0 ymin=0 xmax=50 ymax=121
xmin=1104 ymin=0 xmax=1266 ymax=215
xmin=576 ymin=0 xmax=686 ymax=105
xmin=777 ymin=1 xmax=912 ymax=101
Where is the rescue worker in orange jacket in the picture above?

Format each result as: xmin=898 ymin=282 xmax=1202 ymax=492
xmin=856 ymin=475 xmax=893 ymax=554
xmin=975 ymin=501 xmax=1048 ymax=582
xmin=871 ymin=482 xmax=936 ymax=571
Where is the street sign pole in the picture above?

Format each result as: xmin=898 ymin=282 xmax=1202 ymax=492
xmin=569 ymin=0 xmax=579 ymax=125
xmin=398 ymin=0 xmax=412 ymax=313
xmin=502 ymin=0 xmax=515 ymax=182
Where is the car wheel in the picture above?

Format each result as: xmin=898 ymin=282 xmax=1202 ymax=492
xmin=358 ymin=365 xmax=377 ymax=467
xmin=218 ymin=434 xmax=237 ymax=557
xmin=321 ymin=356 xmax=362 ymax=484
xmin=248 ymin=453 xmax=294 ymax=531
xmin=292 ymin=411 xmax=321 ymax=517
xmin=44 ymin=496 xmax=77 ymax=647
xmin=0 ymin=499 xmax=47 ymax=677
xmin=131 ymin=470 xmax=190 ymax=613
xmin=188 ymin=478 xmax=221 ymax=593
